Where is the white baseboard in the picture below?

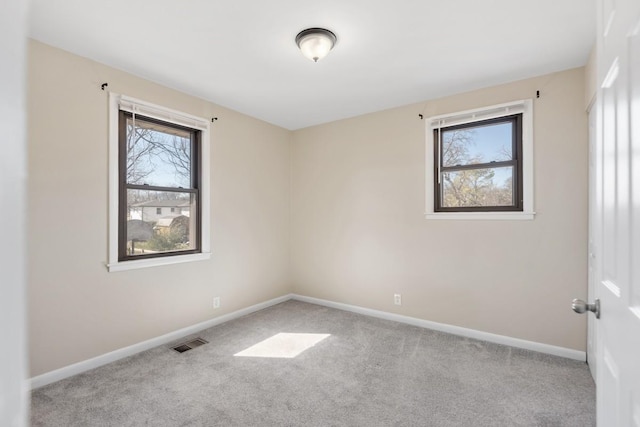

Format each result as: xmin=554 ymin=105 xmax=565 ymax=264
xmin=31 ymin=291 xmax=585 ymax=389
xmin=291 ymin=294 xmax=586 ymax=362
xmin=30 ymin=294 xmax=293 ymax=389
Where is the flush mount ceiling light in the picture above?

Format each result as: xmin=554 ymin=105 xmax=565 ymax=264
xmin=295 ymin=28 xmax=337 ymax=62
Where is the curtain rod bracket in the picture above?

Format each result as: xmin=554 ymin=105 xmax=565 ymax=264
xmin=418 ymin=114 xmax=423 ymax=120
xmin=211 ymin=117 xmax=218 ymax=123
xmin=101 ymin=83 xmax=108 ymax=91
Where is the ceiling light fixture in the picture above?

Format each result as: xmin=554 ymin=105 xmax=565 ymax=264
xmin=295 ymin=28 xmax=337 ymax=62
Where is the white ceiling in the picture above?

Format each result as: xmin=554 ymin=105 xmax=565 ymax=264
xmin=29 ymin=0 xmax=595 ymax=130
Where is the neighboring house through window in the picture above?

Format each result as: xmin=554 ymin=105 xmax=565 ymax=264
xmin=425 ymin=100 xmax=535 ymax=220
xmin=108 ymin=94 xmax=211 ymax=271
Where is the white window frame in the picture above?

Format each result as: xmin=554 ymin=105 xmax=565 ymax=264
xmin=425 ymin=99 xmax=535 ymax=220
xmin=107 ymin=93 xmax=211 ymax=272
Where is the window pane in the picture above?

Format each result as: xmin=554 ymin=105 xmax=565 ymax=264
xmin=126 ymin=117 xmax=192 ymax=188
xmin=126 ymin=189 xmax=197 ymax=256
xmin=441 ymin=166 xmax=514 ymax=208
xmin=441 ymin=121 xmax=513 ymax=167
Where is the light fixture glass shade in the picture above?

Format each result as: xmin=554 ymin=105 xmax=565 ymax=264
xmin=295 ymin=28 xmax=337 ymax=62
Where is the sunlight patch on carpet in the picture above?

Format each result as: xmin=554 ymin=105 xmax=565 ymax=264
xmin=234 ymin=333 xmax=330 ymax=358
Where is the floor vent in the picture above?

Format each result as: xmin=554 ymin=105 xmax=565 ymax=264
xmin=172 ymin=338 xmax=208 ymax=353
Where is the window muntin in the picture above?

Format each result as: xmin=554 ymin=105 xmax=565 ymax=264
xmin=434 ymin=114 xmax=523 ymax=212
xmin=119 ymin=111 xmax=201 ymax=261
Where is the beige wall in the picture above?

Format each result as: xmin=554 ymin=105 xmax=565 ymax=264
xmin=291 ymin=67 xmax=588 ymax=351
xmin=28 ymin=41 xmax=589 ymax=377
xmin=585 ymin=44 xmax=597 ymax=109
xmin=27 ymin=41 xmax=291 ymax=376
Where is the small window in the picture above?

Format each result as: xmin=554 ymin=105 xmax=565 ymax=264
xmin=108 ymin=94 xmax=211 ymax=272
xmin=425 ymin=100 xmax=534 ymax=220
xmin=435 ymin=115 xmax=522 ymax=212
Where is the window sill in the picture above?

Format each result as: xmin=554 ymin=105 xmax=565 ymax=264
xmin=107 ymin=252 xmax=211 ymax=272
xmin=424 ymin=211 xmax=535 ymax=221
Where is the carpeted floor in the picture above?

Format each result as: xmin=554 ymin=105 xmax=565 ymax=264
xmin=31 ymin=300 xmax=595 ymax=426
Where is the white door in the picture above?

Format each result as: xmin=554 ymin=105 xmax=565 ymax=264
xmin=593 ymin=0 xmax=640 ymax=424
xmin=587 ymin=103 xmax=598 ymax=382
xmin=0 ymin=0 xmax=28 ymax=426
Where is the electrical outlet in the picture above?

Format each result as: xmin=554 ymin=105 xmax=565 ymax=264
xmin=394 ymin=294 xmax=402 ymax=306
xmin=213 ymin=297 xmax=220 ymax=309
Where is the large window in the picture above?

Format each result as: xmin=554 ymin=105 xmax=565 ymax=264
xmin=425 ymin=100 xmax=534 ymax=220
xmin=108 ymin=94 xmax=210 ymax=271
xmin=119 ymin=112 xmax=200 ymax=260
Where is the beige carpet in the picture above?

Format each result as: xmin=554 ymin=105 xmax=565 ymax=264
xmin=31 ymin=300 xmax=595 ymax=426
